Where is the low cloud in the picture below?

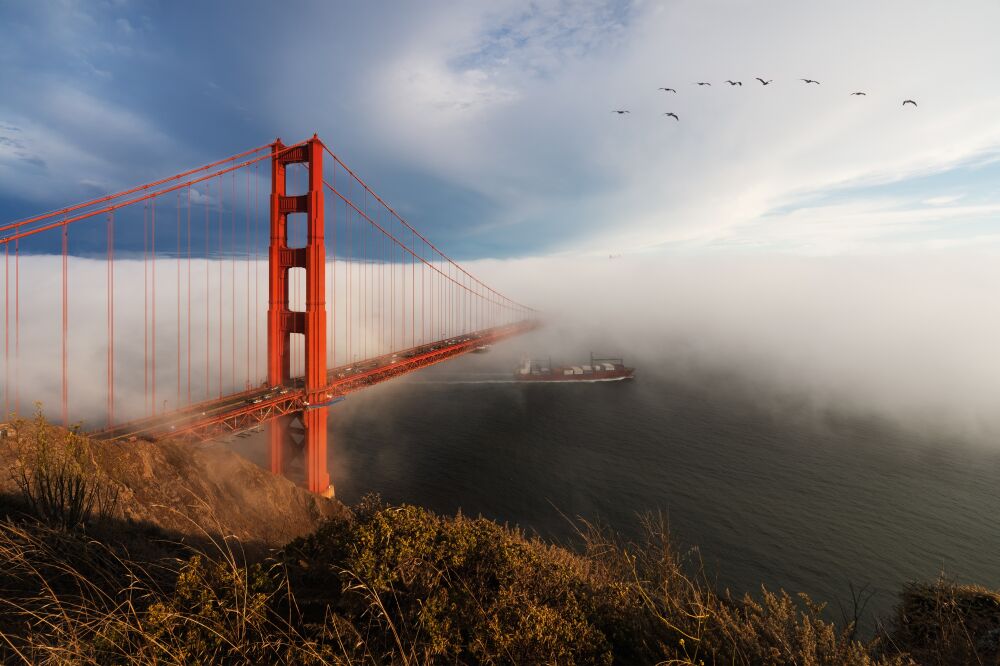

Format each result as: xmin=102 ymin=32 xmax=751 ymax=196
xmin=470 ymin=251 xmax=1000 ymax=444
xmin=4 ymin=248 xmax=999 ymax=449
xmin=923 ymin=194 xmax=965 ymax=206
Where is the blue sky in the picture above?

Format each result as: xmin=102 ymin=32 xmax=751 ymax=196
xmin=3 ymin=0 xmax=1000 ymax=258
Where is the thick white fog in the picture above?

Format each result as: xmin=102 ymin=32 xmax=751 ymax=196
xmin=6 ymin=251 xmax=1000 ymax=443
xmin=2 ymin=254 xmax=517 ymax=425
xmin=470 ymin=252 xmax=1000 ymax=443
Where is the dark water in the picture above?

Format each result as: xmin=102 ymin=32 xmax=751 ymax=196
xmin=244 ymin=341 xmax=1000 ymax=629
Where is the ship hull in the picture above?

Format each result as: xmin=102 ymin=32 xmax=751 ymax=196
xmin=514 ymin=369 xmax=635 ymax=382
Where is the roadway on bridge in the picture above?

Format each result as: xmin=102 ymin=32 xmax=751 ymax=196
xmin=91 ymin=324 xmax=537 ymax=443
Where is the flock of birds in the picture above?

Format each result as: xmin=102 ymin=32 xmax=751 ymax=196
xmin=612 ymin=77 xmax=918 ymax=120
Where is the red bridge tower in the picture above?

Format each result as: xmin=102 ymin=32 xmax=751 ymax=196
xmin=268 ymin=135 xmax=330 ymax=494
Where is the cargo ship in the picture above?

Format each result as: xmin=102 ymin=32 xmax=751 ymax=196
xmin=514 ymin=354 xmax=635 ymax=382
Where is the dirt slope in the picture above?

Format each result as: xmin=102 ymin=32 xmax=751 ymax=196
xmin=1 ymin=418 xmax=348 ymax=546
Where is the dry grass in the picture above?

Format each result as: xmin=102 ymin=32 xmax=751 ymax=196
xmin=4 ymin=408 xmax=120 ymax=531
xmin=0 ymin=417 xmax=995 ymax=664
xmin=0 ymin=517 xmax=339 ymax=664
xmin=279 ymin=497 xmax=922 ymax=665
xmin=0 ymin=497 xmax=923 ymax=665
xmin=886 ymin=579 xmax=1000 ymax=665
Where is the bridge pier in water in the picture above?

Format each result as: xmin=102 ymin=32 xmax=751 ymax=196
xmin=267 ymin=135 xmax=330 ymax=494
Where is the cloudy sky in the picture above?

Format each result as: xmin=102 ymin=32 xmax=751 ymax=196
xmin=5 ymin=1 xmax=1000 ymax=439
xmin=3 ymin=0 xmax=1000 ymax=259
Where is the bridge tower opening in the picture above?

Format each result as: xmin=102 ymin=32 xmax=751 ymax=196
xmin=268 ymin=135 xmax=330 ymax=494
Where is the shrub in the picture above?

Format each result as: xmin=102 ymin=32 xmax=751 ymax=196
xmin=284 ymin=496 xmax=913 ymax=665
xmin=888 ymin=578 xmax=1000 ymax=665
xmin=5 ymin=408 xmax=119 ymax=530
xmin=2 ymin=482 xmax=989 ymax=665
xmin=0 ymin=520 xmax=332 ymax=665
xmin=286 ymin=495 xmax=613 ymax=664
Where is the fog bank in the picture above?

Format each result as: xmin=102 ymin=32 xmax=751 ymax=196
xmin=8 ymin=251 xmax=1000 ymax=444
xmin=471 ymin=252 xmax=1000 ymax=443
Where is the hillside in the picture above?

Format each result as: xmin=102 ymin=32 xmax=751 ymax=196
xmin=0 ymin=413 xmax=348 ymax=547
xmin=0 ymin=414 xmax=997 ymax=664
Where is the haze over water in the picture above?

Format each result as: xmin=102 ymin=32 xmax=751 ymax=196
xmin=233 ymin=253 xmax=1000 ymax=630
xmin=315 ymin=335 xmax=1000 ymax=629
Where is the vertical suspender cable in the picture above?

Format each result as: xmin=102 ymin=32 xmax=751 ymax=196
xmin=255 ymin=161 xmax=260 ymax=383
xmin=108 ymin=212 xmax=115 ymax=426
xmin=430 ymin=253 xmax=434 ymax=341
xmin=421 ymin=239 xmax=425 ymax=345
xmin=14 ymin=239 xmax=18 ymax=415
xmin=377 ymin=213 xmax=381 ymax=354
xmin=177 ymin=192 xmax=181 ymax=408
xmin=144 ymin=203 xmax=148 ymax=414
xmin=231 ymin=170 xmax=236 ymax=390
xmin=383 ymin=217 xmax=387 ymax=353
xmin=398 ymin=222 xmax=402 ymax=348
xmin=151 ymin=200 xmax=157 ymax=415
xmin=336 ymin=162 xmax=339 ymax=368
xmin=61 ymin=222 xmax=68 ymax=426
xmin=336 ymin=162 xmax=337 ymax=368
xmin=442 ymin=253 xmax=445 ymax=336
xmin=391 ymin=221 xmax=395 ymax=352
xmin=361 ymin=189 xmax=371 ymax=358
xmin=358 ymin=189 xmax=368 ymax=359
xmin=4 ymin=242 xmax=8 ymax=418
xmin=187 ymin=185 xmax=192 ymax=405
xmin=347 ymin=206 xmax=351 ymax=363
xmin=246 ymin=166 xmax=251 ymax=389
xmin=218 ymin=174 xmax=223 ymax=397
xmin=411 ymin=229 xmax=415 ymax=348
xmin=205 ymin=179 xmax=211 ymax=399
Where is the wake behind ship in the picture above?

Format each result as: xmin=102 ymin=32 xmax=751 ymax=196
xmin=515 ymin=354 xmax=635 ymax=382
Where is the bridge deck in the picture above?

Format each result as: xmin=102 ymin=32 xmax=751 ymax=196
xmin=91 ymin=322 xmax=537 ymax=443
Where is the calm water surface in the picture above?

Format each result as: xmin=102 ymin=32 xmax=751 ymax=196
xmin=245 ymin=341 xmax=1000 ymax=627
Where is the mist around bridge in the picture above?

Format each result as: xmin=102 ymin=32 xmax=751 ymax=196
xmin=473 ymin=252 xmax=1000 ymax=446
xmin=11 ymin=250 xmax=1000 ymax=448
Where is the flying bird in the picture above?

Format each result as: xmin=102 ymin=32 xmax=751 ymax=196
xmin=850 ymin=92 xmax=867 ymax=96
xmin=663 ymin=112 xmax=679 ymax=120
xmin=658 ymin=87 xmax=677 ymax=93
xmin=902 ymin=99 xmax=918 ymax=107
xmin=694 ymin=82 xmax=712 ymax=86
xmin=755 ymin=78 xmax=772 ymax=85
xmin=611 ymin=110 xmax=630 ymax=114
xmin=800 ymin=78 xmax=820 ymax=84
xmin=725 ymin=80 xmax=743 ymax=86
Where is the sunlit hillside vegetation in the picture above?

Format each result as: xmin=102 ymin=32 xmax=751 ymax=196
xmin=0 ymin=416 xmax=996 ymax=664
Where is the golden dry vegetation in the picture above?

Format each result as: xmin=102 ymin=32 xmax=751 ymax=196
xmin=0 ymin=415 xmax=997 ymax=664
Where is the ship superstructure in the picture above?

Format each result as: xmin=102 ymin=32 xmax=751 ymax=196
xmin=515 ymin=353 xmax=634 ymax=382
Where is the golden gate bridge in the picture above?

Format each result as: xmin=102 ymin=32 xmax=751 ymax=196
xmin=1 ymin=135 xmax=538 ymax=493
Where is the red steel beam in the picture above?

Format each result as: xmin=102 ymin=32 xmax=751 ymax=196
xmin=91 ymin=321 xmax=537 ymax=444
